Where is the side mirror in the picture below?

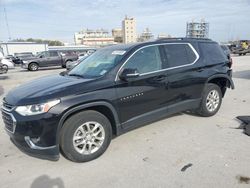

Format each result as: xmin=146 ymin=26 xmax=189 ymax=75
xmin=119 ymin=68 xmax=140 ymax=81
xmin=59 ymin=70 xmax=69 ymax=76
xmin=39 ymin=55 xmax=44 ymax=58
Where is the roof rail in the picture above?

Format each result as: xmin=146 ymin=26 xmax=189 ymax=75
xmin=156 ymin=37 xmax=212 ymax=41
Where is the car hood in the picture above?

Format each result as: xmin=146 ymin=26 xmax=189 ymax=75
xmin=4 ymin=74 xmax=94 ymax=106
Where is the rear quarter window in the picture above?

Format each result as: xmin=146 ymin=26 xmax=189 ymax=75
xmin=163 ymin=44 xmax=197 ymax=68
xmin=200 ymin=43 xmax=227 ymax=64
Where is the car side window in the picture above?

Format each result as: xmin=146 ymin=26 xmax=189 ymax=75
xmin=49 ymin=51 xmax=59 ymax=57
xmin=163 ymin=44 xmax=196 ymax=68
xmin=200 ymin=43 xmax=227 ymax=64
xmin=123 ymin=46 xmax=162 ymax=74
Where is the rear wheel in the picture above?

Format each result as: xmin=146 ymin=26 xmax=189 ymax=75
xmin=28 ymin=63 xmax=38 ymax=71
xmin=197 ymin=83 xmax=222 ymax=117
xmin=2 ymin=64 xmax=8 ymax=73
xmin=60 ymin=110 xmax=112 ymax=162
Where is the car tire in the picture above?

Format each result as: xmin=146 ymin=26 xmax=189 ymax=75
xmin=2 ymin=64 xmax=8 ymax=73
xmin=28 ymin=63 xmax=39 ymax=71
xmin=197 ymin=83 xmax=222 ymax=117
xmin=63 ymin=60 xmax=72 ymax=68
xmin=60 ymin=110 xmax=112 ymax=162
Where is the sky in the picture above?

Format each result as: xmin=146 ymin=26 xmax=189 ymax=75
xmin=0 ymin=0 xmax=250 ymax=43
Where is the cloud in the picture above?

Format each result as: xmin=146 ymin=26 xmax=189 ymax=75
xmin=1 ymin=0 xmax=250 ymax=42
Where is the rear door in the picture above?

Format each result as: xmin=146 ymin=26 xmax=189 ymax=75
xmin=48 ymin=51 xmax=61 ymax=66
xmin=162 ymin=43 xmax=205 ymax=107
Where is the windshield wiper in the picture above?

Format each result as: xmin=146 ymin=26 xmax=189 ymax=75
xmin=68 ymin=73 xmax=84 ymax=78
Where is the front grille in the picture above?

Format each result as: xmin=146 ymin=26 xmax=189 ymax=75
xmin=2 ymin=101 xmax=14 ymax=111
xmin=1 ymin=110 xmax=15 ymax=133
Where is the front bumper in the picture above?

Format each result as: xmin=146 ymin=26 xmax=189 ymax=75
xmin=21 ymin=63 xmax=29 ymax=69
xmin=1 ymin=106 xmax=61 ymax=161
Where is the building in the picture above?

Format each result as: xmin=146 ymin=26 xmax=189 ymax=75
xmin=112 ymin=28 xmax=123 ymax=43
xmin=0 ymin=42 xmax=48 ymax=56
xmin=74 ymin=29 xmax=115 ymax=47
xmin=186 ymin=19 xmax=209 ymax=38
xmin=122 ymin=16 xmax=137 ymax=44
xmin=157 ymin=33 xmax=172 ymax=39
xmin=138 ymin=28 xmax=154 ymax=42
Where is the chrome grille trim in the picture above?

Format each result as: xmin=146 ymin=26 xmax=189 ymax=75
xmin=1 ymin=110 xmax=16 ymax=134
xmin=2 ymin=101 xmax=15 ymax=112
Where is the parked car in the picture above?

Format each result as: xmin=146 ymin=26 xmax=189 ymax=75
xmin=232 ymin=48 xmax=250 ymax=56
xmin=0 ymin=55 xmax=8 ymax=74
xmin=21 ymin=51 xmax=78 ymax=71
xmin=0 ymin=62 xmax=8 ymax=74
xmin=78 ymin=50 xmax=96 ymax=58
xmin=1 ymin=38 xmax=234 ymax=162
xmin=1 ymin=58 xmax=14 ymax=69
xmin=66 ymin=56 xmax=89 ymax=70
xmin=5 ymin=55 xmax=22 ymax=65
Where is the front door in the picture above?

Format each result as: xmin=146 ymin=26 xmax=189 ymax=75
xmin=115 ymin=45 xmax=169 ymax=128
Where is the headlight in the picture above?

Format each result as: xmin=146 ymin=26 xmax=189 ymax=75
xmin=15 ymin=99 xmax=60 ymax=116
xmin=22 ymin=61 xmax=28 ymax=64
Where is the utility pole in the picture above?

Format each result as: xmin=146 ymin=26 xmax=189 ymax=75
xmin=3 ymin=2 xmax=11 ymax=41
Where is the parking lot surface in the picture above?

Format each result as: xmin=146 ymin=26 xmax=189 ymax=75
xmin=0 ymin=57 xmax=250 ymax=188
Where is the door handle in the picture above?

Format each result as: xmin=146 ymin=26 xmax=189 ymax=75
xmin=154 ymin=75 xmax=166 ymax=81
xmin=197 ymin=68 xmax=204 ymax=72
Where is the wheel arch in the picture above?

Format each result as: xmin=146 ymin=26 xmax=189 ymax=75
xmin=56 ymin=101 xmax=121 ymax=144
xmin=28 ymin=61 xmax=39 ymax=67
xmin=207 ymin=74 xmax=235 ymax=97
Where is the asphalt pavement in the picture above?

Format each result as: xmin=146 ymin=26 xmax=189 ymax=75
xmin=0 ymin=56 xmax=250 ymax=188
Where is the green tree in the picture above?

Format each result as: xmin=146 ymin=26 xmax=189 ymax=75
xmin=11 ymin=38 xmax=64 ymax=46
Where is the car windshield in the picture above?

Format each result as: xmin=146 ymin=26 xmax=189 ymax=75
xmin=68 ymin=48 xmax=126 ymax=78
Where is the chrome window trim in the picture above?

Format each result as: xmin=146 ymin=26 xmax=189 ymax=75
xmin=115 ymin=42 xmax=199 ymax=81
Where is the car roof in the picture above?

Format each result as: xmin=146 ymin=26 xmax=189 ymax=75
xmin=101 ymin=38 xmax=215 ymax=52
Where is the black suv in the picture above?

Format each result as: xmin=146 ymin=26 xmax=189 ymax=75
xmin=1 ymin=38 xmax=234 ymax=162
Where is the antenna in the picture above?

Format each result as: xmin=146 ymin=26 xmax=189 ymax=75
xmin=3 ymin=3 xmax=11 ymax=41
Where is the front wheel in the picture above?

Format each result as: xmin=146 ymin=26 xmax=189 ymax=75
xmin=60 ymin=110 xmax=112 ymax=162
xmin=28 ymin=63 xmax=39 ymax=71
xmin=197 ymin=83 xmax=222 ymax=117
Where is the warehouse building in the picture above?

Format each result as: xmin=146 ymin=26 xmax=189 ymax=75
xmin=0 ymin=42 xmax=48 ymax=56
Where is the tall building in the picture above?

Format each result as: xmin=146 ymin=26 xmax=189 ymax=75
xmin=186 ymin=19 xmax=209 ymax=38
xmin=138 ymin=28 xmax=154 ymax=42
xmin=74 ymin=29 xmax=115 ymax=47
xmin=112 ymin=28 xmax=123 ymax=43
xmin=122 ymin=16 xmax=137 ymax=44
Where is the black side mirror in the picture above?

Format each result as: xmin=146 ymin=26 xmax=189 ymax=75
xmin=39 ymin=55 xmax=44 ymax=58
xmin=119 ymin=68 xmax=140 ymax=81
xmin=60 ymin=70 xmax=70 ymax=76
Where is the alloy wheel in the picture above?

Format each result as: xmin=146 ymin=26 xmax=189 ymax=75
xmin=73 ymin=121 xmax=105 ymax=155
xmin=206 ymin=90 xmax=220 ymax=112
